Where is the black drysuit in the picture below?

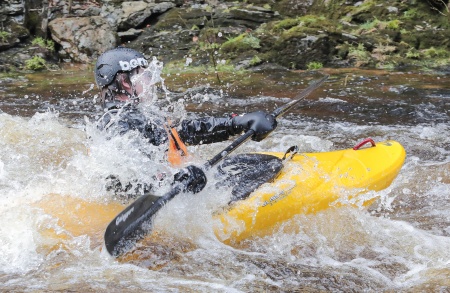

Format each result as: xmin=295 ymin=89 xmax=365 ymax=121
xmin=97 ymin=103 xmax=242 ymax=146
xmin=97 ymin=103 xmax=283 ymax=202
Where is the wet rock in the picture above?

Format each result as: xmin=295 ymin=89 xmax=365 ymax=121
xmin=129 ymin=27 xmax=197 ymax=64
xmin=48 ymin=16 xmax=118 ymax=62
xmin=213 ymin=5 xmax=281 ymax=29
xmin=151 ymin=7 xmax=211 ymax=31
xmin=0 ymin=0 xmax=30 ymax=51
xmin=118 ymin=28 xmax=144 ymax=41
xmin=0 ymin=34 xmax=20 ymax=51
xmin=73 ymin=5 xmax=102 ymax=17
xmin=263 ymin=32 xmax=338 ymax=69
xmin=100 ymin=1 xmax=177 ymax=30
xmin=271 ymin=0 xmax=314 ymax=18
xmin=102 ymin=1 xmax=154 ymax=30
xmin=0 ymin=0 xmax=25 ymax=22
xmin=2 ymin=0 xmax=450 ymax=72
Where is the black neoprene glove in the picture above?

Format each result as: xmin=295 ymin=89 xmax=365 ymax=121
xmin=232 ymin=111 xmax=277 ymax=141
xmin=173 ymin=165 xmax=207 ymax=193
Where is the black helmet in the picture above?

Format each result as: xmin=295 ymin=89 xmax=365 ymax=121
xmin=94 ymin=47 xmax=148 ymax=88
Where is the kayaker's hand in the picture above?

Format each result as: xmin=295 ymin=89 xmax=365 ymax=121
xmin=232 ymin=111 xmax=277 ymax=141
xmin=173 ymin=165 xmax=207 ymax=193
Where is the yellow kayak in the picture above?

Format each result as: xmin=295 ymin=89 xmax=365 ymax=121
xmin=37 ymin=139 xmax=405 ymax=252
xmin=215 ymin=139 xmax=406 ymax=243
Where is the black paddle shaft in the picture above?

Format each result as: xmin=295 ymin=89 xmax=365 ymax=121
xmin=104 ymin=74 xmax=329 ymax=256
xmin=205 ymin=75 xmax=329 ymax=169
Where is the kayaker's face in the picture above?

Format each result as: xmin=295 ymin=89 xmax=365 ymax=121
xmin=130 ymin=66 xmax=158 ymax=104
xmin=108 ymin=65 xmax=158 ymax=106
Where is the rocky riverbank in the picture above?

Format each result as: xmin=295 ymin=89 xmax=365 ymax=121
xmin=1 ymin=0 xmax=449 ymax=74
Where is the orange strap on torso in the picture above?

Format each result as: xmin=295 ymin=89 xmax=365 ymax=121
xmin=166 ymin=125 xmax=189 ymax=167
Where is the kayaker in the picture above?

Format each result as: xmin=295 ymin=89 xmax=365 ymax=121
xmin=94 ymin=47 xmax=278 ymax=197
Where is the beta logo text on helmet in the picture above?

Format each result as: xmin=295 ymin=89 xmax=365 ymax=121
xmin=119 ymin=58 xmax=148 ymax=71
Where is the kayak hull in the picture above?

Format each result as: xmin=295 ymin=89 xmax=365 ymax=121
xmin=215 ymin=140 xmax=406 ymax=243
xmin=37 ymin=140 xmax=406 ymax=250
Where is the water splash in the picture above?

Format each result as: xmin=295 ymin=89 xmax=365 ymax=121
xmin=0 ymin=68 xmax=449 ymax=291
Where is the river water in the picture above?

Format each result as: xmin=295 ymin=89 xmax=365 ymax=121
xmin=0 ymin=65 xmax=449 ymax=292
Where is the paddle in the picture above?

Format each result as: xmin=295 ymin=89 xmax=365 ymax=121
xmin=104 ymin=74 xmax=329 ymax=256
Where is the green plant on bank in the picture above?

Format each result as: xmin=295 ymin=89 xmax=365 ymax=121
xmin=359 ymin=19 xmax=380 ymax=31
xmin=186 ymin=0 xmax=228 ymax=84
xmin=353 ymin=18 xmax=402 ymax=35
xmin=163 ymin=60 xmax=243 ymax=75
xmin=370 ymin=41 xmax=399 ymax=69
xmin=386 ymin=19 xmax=401 ymax=30
xmin=307 ymin=61 xmax=323 ymax=70
xmin=249 ymin=55 xmax=262 ymax=66
xmin=372 ymin=42 xmax=396 ymax=56
xmin=376 ymin=62 xmax=396 ymax=70
xmin=220 ymin=33 xmax=261 ymax=53
xmin=25 ymin=56 xmax=47 ymax=70
xmin=405 ymin=48 xmax=421 ymax=59
xmin=403 ymin=8 xmax=419 ymax=19
xmin=197 ymin=40 xmax=221 ymax=53
xmin=346 ymin=0 xmax=377 ymax=18
xmin=0 ymin=31 xmax=11 ymax=42
xmin=242 ymin=34 xmax=261 ymax=49
xmin=400 ymin=28 xmax=410 ymax=35
xmin=31 ymin=37 xmax=55 ymax=51
xmin=347 ymin=42 xmax=372 ymax=67
xmin=196 ymin=29 xmax=223 ymax=83
xmin=273 ymin=17 xmax=302 ymax=31
xmin=272 ymin=15 xmax=326 ymax=32
xmin=422 ymin=47 xmax=449 ymax=58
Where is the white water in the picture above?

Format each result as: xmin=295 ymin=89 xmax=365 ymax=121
xmin=0 ymin=69 xmax=449 ymax=292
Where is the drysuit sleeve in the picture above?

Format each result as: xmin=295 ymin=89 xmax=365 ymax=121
xmin=177 ymin=116 xmax=238 ymax=145
xmin=177 ymin=111 xmax=277 ymax=145
xmin=97 ymin=107 xmax=168 ymax=146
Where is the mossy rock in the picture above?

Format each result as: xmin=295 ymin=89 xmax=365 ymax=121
xmin=309 ymin=0 xmax=358 ymax=20
xmin=401 ymin=30 xmax=450 ymax=50
xmin=256 ymin=33 xmax=278 ymax=54
xmin=349 ymin=5 xmax=396 ymax=24
xmin=10 ymin=22 xmax=29 ymax=40
xmin=0 ymin=22 xmax=29 ymax=51
xmin=267 ymin=34 xmax=337 ymax=69
xmin=272 ymin=16 xmax=340 ymax=42
xmin=220 ymin=33 xmax=261 ymax=56
xmin=130 ymin=27 xmax=196 ymax=64
xmin=378 ymin=29 xmax=402 ymax=42
xmin=272 ymin=0 xmax=318 ymax=18
xmin=153 ymin=7 xmax=211 ymax=31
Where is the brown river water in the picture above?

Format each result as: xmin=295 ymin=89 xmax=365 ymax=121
xmin=0 ymin=64 xmax=449 ymax=292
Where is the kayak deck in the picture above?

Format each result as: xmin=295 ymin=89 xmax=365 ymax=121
xmin=216 ymin=140 xmax=406 ymax=243
xmin=37 ymin=140 xmax=406 ymax=252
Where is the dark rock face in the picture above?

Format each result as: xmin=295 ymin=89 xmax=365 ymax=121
xmin=0 ymin=0 xmax=449 ymax=71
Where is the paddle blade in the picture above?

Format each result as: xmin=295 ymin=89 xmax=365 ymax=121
xmin=104 ymin=187 xmax=180 ymax=256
